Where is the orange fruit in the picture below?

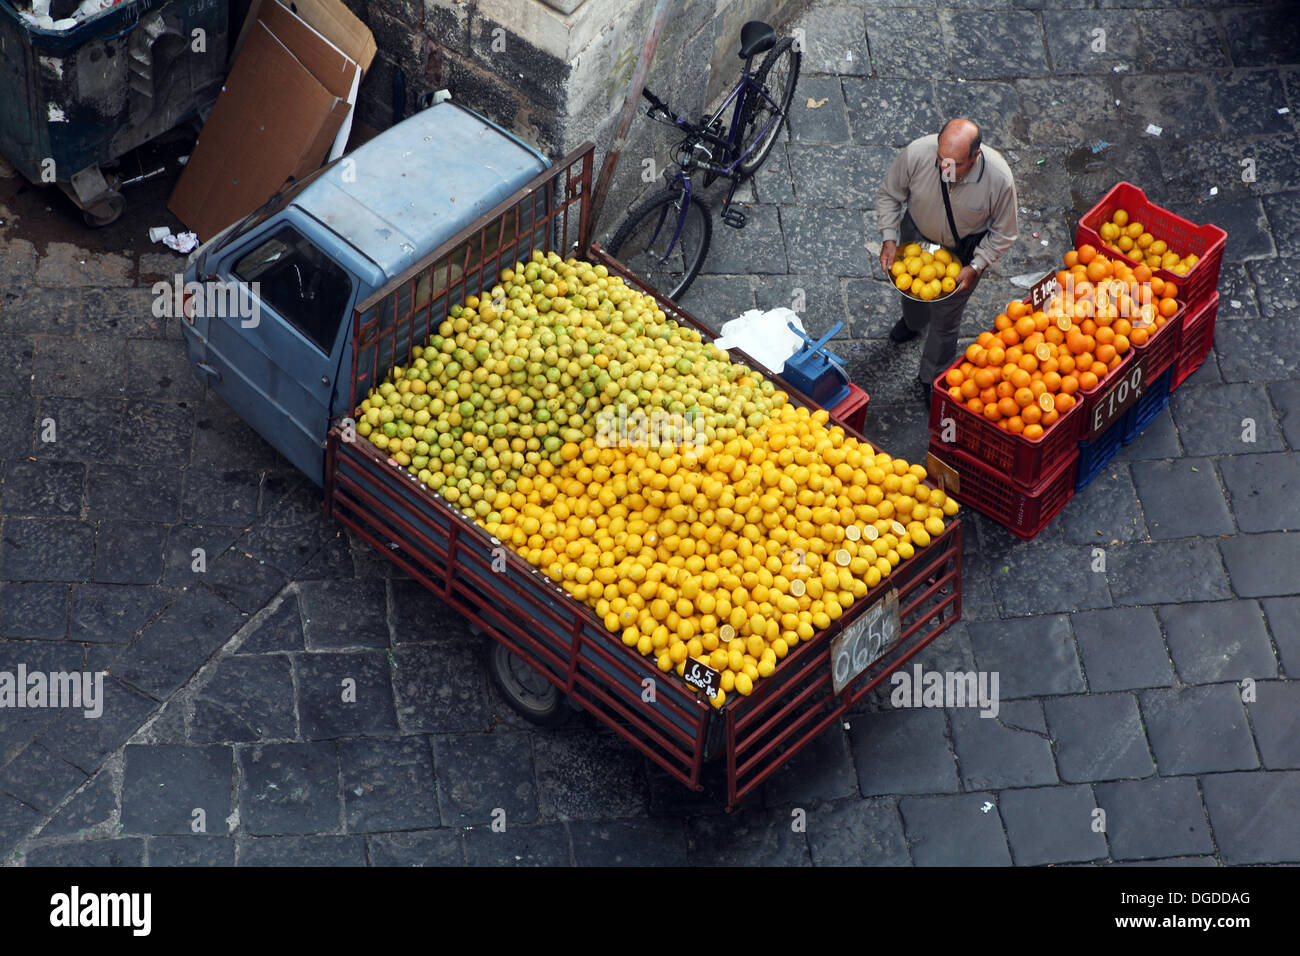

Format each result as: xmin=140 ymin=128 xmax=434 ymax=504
xmin=966 ymin=398 xmax=983 ymax=415
xmin=1014 ymin=387 xmax=1034 ymax=407
xmin=1080 ymin=318 xmax=1098 ymax=337
xmin=1113 ymin=318 xmax=1132 ymax=338
xmin=1163 ymin=281 xmax=1179 ymax=299
xmin=1007 ymin=300 xmax=1029 ymax=320
xmin=996 ymin=380 xmax=1015 ymax=400
xmin=999 ymin=327 xmax=1020 ymax=347
xmin=1055 ymin=393 xmax=1075 ymax=414
xmin=1131 ymin=326 xmax=1149 ymax=346
xmin=960 ymin=378 xmax=979 ymax=399
xmin=1078 ymin=371 xmax=1098 ymax=391
xmin=1014 ymin=316 xmax=1036 ymax=339
xmin=1006 ymin=345 xmax=1024 ymax=364
xmin=973 ymin=368 xmax=996 ymax=390
xmin=1007 ymin=416 xmax=1025 ymax=435
xmin=998 ymin=396 xmax=1019 ymax=419
xmin=979 ymin=386 xmax=998 ymax=406
xmin=1058 ymin=354 xmax=1076 ymax=375
xmin=1096 ymin=343 xmax=1117 ymax=364
xmin=1114 ymin=334 xmax=1130 ymax=354
xmin=1133 ymin=264 xmax=1152 ymax=283
xmin=994 ymin=313 xmax=1012 ymax=331
xmin=1095 ymin=326 xmax=1115 ymax=345
xmin=1159 ymin=297 xmax=1178 ymax=318
xmin=1086 ymin=260 xmax=1108 ymax=283
xmin=1022 ymin=403 xmax=1042 ymax=425
xmin=1043 ymin=371 xmax=1062 ymax=392
xmin=1063 ymin=250 xmax=1080 ymax=269
xmin=1010 ymin=368 xmax=1031 ymax=389
xmin=1023 ymin=423 xmax=1044 ymax=440
xmin=983 ymin=403 xmax=1001 ymax=422
xmin=1091 ymin=360 xmax=1109 ymax=378
xmin=965 ymin=344 xmax=982 ymax=362
xmin=1019 ymin=354 xmax=1038 ymax=373
xmin=1077 ymin=244 xmax=1097 ymax=265
xmin=977 ymin=331 xmax=996 ymax=348
xmin=1042 ymin=408 xmax=1060 ymax=427
xmin=987 ymin=346 xmax=1006 ymax=367
xmin=1060 ymin=375 xmax=1079 ymax=395
xmin=1045 ymin=326 xmax=1065 ymax=345
xmin=1029 ymin=380 xmax=1048 ymax=398
xmin=946 ymin=368 xmax=965 ymax=387
xmin=949 ymin=386 xmax=964 ymax=401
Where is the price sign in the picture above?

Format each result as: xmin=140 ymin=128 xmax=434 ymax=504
xmin=683 ymin=658 xmax=722 ymax=700
xmin=831 ymin=589 xmax=901 ymax=695
xmin=926 ymin=451 xmax=960 ymax=496
xmin=1086 ymin=352 xmax=1147 ymax=439
xmin=1028 ymin=270 xmax=1060 ymax=311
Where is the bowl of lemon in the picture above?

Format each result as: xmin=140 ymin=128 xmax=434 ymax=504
xmin=889 ymin=242 xmax=962 ymax=302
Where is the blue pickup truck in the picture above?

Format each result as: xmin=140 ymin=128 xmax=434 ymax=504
xmin=178 ymin=100 xmax=963 ymax=808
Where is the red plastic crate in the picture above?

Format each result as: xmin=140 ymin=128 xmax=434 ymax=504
xmin=829 ymin=383 xmax=869 ymax=433
xmin=928 ymin=440 xmax=1076 ymax=541
xmin=930 ymin=364 xmax=1082 ymax=489
xmin=1172 ymin=291 xmax=1219 ymax=390
xmin=1076 ymin=182 xmax=1227 ymax=310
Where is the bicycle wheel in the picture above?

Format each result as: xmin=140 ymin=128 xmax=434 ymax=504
xmin=736 ymin=36 xmax=801 ymax=178
xmin=606 ymin=188 xmax=712 ymax=302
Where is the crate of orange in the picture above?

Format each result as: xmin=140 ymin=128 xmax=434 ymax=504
xmin=1077 ymin=182 xmax=1226 ymax=310
xmin=931 ymin=298 xmax=1113 ymax=487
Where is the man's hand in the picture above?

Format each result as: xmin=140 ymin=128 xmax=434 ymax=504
xmin=880 ymin=240 xmax=897 ymax=276
xmin=954 ymin=265 xmax=982 ymax=294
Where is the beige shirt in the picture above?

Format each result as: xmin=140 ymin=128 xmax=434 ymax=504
xmin=876 ymin=134 xmax=1019 ymax=274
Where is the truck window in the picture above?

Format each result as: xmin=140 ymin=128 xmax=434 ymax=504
xmin=233 ymin=226 xmax=353 ymax=354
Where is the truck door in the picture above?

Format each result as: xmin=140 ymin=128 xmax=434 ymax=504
xmin=203 ymin=217 xmax=359 ymax=484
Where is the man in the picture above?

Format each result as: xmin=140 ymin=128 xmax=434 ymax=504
xmin=876 ymin=118 xmax=1019 ymax=400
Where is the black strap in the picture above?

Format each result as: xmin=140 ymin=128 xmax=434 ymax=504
xmin=940 ymin=178 xmax=963 ymax=248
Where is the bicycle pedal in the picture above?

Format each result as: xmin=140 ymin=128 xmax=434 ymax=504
xmin=721 ymin=207 xmax=747 ymax=229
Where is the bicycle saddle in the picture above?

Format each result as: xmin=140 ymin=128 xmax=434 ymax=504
xmin=739 ymin=20 xmax=776 ymax=59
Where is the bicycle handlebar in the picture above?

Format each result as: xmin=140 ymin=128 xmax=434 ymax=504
xmin=642 ymin=87 xmax=686 ymax=127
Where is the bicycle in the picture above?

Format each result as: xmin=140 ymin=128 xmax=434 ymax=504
xmin=606 ymin=20 xmax=801 ymax=302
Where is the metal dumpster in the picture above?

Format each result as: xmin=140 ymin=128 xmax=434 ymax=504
xmin=0 ymin=0 xmax=227 ymax=224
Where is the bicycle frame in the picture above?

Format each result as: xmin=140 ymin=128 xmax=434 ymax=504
xmin=655 ymin=60 xmax=787 ymax=182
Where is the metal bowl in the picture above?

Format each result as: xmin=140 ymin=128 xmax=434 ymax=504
xmin=889 ymin=241 xmax=960 ymax=304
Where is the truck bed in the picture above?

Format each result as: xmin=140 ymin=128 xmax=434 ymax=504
xmin=322 ymin=145 xmax=962 ymax=807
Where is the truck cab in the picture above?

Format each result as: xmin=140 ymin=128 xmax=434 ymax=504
xmin=179 ymin=101 xmax=549 ymax=484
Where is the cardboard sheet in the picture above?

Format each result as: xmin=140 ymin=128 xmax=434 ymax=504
xmin=167 ymin=0 xmax=370 ymax=239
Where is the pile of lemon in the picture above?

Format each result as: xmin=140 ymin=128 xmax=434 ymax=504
xmin=891 ymin=243 xmax=961 ymax=301
xmin=358 ymin=251 xmax=961 ymax=710
xmin=482 ymin=405 xmax=958 ymax=709
xmin=1098 ymin=208 xmax=1199 ymax=276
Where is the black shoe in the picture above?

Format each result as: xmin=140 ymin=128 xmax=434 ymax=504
xmin=890 ymin=319 xmax=919 ymax=343
xmin=915 ymin=377 xmax=933 ymax=407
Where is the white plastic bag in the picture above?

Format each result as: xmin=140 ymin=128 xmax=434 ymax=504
xmin=712 ymin=307 xmax=807 ymax=373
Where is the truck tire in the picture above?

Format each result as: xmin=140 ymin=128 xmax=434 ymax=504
xmin=486 ymin=639 xmax=570 ymax=728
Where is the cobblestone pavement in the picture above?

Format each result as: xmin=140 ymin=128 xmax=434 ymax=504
xmin=2 ymin=0 xmax=1298 ymax=866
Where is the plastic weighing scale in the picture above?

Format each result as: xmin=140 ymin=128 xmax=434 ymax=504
xmin=781 ymin=321 xmax=852 ymax=409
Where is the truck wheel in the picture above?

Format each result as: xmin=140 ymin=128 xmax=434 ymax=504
xmin=82 ymin=191 xmax=125 ymax=227
xmin=486 ymin=640 xmax=569 ymax=728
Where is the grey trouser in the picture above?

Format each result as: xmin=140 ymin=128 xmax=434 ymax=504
xmin=898 ymin=211 xmax=977 ymax=386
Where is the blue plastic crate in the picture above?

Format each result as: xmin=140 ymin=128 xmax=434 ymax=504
xmin=1074 ymin=424 xmax=1123 ymax=491
xmin=1120 ymin=366 xmax=1174 ymax=445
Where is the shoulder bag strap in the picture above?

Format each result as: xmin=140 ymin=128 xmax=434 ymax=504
xmin=940 ymin=178 xmax=963 ymax=247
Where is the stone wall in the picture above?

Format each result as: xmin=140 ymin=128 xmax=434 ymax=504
xmin=346 ymin=0 xmax=807 ymax=236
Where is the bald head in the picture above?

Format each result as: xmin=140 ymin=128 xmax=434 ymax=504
xmin=939 ymin=118 xmax=982 ymax=160
xmin=937 ymin=118 xmax=982 ymax=183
